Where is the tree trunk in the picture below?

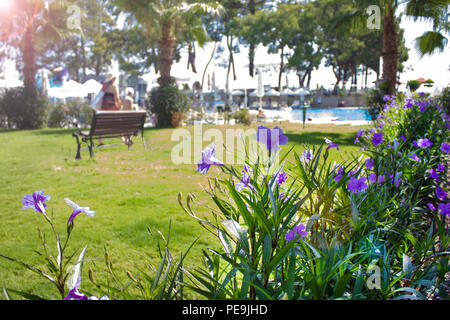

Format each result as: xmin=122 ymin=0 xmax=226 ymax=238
xmin=382 ymin=6 xmax=399 ymax=94
xmin=22 ymin=25 xmax=36 ymax=90
xmin=81 ymin=36 xmax=87 ymax=79
xmin=248 ymin=0 xmax=256 ymax=77
xmin=278 ymin=46 xmax=284 ymax=89
xmin=158 ymin=23 xmax=176 ymax=85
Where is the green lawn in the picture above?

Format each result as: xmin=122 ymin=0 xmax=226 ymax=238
xmin=0 ymin=122 xmax=364 ymax=299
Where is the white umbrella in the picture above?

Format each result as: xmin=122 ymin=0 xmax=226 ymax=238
xmin=294 ymin=88 xmax=310 ymax=96
xmin=265 ymin=88 xmax=280 ymax=96
xmin=51 ymin=80 xmax=85 ymax=98
xmin=0 ymin=78 xmax=23 ymax=88
xmin=232 ymin=90 xmax=245 ymax=96
xmin=82 ymin=79 xmax=102 ymax=95
xmin=280 ymin=88 xmax=294 ymax=95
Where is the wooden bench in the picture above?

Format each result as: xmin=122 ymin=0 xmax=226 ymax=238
xmin=73 ymin=110 xmax=147 ymax=160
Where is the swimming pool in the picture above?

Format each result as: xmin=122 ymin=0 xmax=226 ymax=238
xmin=291 ymin=107 xmax=372 ymax=122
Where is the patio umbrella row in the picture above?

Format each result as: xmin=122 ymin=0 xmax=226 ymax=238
xmin=240 ymin=88 xmax=310 ymax=97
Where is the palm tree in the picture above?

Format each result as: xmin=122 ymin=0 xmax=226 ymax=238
xmin=0 ymin=0 xmax=74 ymax=90
xmin=114 ymin=0 xmax=221 ymax=86
xmin=333 ymin=0 xmax=449 ymax=94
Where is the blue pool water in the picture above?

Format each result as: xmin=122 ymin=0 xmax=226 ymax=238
xmin=291 ymin=108 xmax=372 ymax=122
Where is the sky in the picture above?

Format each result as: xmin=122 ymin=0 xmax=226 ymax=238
xmin=1 ymin=2 xmax=449 ymax=93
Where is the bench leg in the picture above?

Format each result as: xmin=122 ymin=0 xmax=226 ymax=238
xmin=127 ymin=135 xmax=133 ymax=151
xmin=74 ymin=135 xmax=82 ymax=160
xmin=88 ymin=137 xmax=94 ymax=158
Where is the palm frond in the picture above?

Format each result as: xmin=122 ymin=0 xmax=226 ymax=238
xmin=415 ymin=31 xmax=448 ymax=57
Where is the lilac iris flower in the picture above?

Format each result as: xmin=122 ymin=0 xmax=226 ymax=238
xmin=427 ymin=203 xmax=436 ymax=211
xmin=22 ymin=191 xmax=51 ymax=214
xmin=409 ymin=153 xmax=420 ymax=162
xmin=441 ymin=142 xmax=450 ymax=154
xmin=300 ymin=149 xmax=313 ymax=164
xmin=365 ymin=158 xmax=374 ymax=170
xmin=279 ymin=192 xmax=291 ymax=203
xmin=65 ymin=198 xmax=95 ymax=225
xmin=369 ymin=172 xmax=377 ymax=184
xmin=403 ymin=99 xmax=413 ymax=109
xmin=256 ymin=126 xmax=288 ymax=154
xmin=285 ymin=224 xmax=308 ymax=241
xmin=415 ymin=138 xmax=433 ymax=149
xmin=393 ymin=172 xmax=402 ymax=187
xmin=371 ymin=132 xmax=383 ymax=147
xmin=437 ymin=164 xmax=445 ymax=172
xmin=400 ymin=134 xmax=406 ymax=142
xmin=429 ymin=169 xmax=440 ymax=182
xmin=436 ymin=187 xmax=447 ymax=201
xmin=438 ymin=203 xmax=450 ymax=217
xmin=354 ymin=130 xmax=365 ymax=144
xmin=334 ymin=166 xmax=344 ymax=183
xmin=377 ymin=175 xmax=386 ymax=183
xmin=277 ymin=171 xmax=288 ymax=186
xmin=347 ymin=176 xmax=368 ymax=194
xmin=236 ymin=171 xmax=254 ymax=192
xmin=197 ymin=144 xmax=225 ymax=174
xmin=325 ymin=138 xmax=339 ymax=151
xmin=64 ymin=268 xmax=108 ymax=301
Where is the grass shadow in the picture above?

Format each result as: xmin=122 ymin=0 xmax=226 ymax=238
xmin=285 ymin=131 xmax=356 ymax=147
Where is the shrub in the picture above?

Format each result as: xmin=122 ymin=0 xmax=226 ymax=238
xmin=150 ymin=78 xmax=190 ymax=128
xmin=179 ymin=98 xmax=449 ymax=300
xmin=365 ymin=88 xmax=384 ymax=121
xmin=47 ymin=104 xmax=68 ymax=128
xmin=407 ymin=80 xmax=422 ymax=92
xmin=232 ymin=108 xmax=254 ymax=125
xmin=0 ymin=86 xmax=48 ymax=129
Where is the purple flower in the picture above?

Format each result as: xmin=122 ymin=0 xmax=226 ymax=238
xmin=65 ymin=198 xmax=95 ymax=225
xmin=400 ymin=134 xmax=406 ymax=142
xmin=436 ymin=187 xmax=447 ymax=200
xmin=416 ymin=138 xmax=433 ymax=149
xmin=279 ymin=192 xmax=291 ymax=203
xmin=325 ymin=138 xmax=339 ymax=151
xmin=236 ymin=171 xmax=254 ymax=192
xmin=377 ymin=175 xmax=386 ymax=183
xmin=371 ymin=132 xmax=383 ymax=147
xmin=418 ymin=100 xmax=429 ymax=112
xmin=285 ymin=224 xmax=308 ymax=241
xmin=197 ymin=144 xmax=225 ymax=174
xmin=256 ymin=126 xmax=288 ymax=154
xmin=347 ymin=176 xmax=368 ymax=194
xmin=403 ymin=99 xmax=413 ymax=109
xmin=334 ymin=166 xmax=344 ymax=182
xmin=394 ymin=172 xmax=402 ymax=187
xmin=300 ymin=149 xmax=313 ymax=164
xmin=429 ymin=169 xmax=439 ymax=182
xmin=427 ymin=203 xmax=436 ymax=211
xmin=22 ymin=191 xmax=51 ymax=214
xmin=277 ymin=171 xmax=288 ymax=186
xmin=354 ymin=130 xmax=365 ymax=144
xmin=365 ymin=158 xmax=374 ymax=170
xmin=438 ymin=203 xmax=450 ymax=217
xmin=441 ymin=142 xmax=450 ymax=154
xmin=369 ymin=172 xmax=377 ymax=183
xmin=409 ymin=153 xmax=420 ymax=162
xmin=437 ymin=164 xmax=445 ymax=172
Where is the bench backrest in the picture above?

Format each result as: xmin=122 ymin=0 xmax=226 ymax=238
xmin=89 ymin=110 xmax=146 ymax=137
